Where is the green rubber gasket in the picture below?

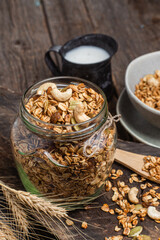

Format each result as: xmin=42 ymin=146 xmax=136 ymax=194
xmin=16 ymin=161 xmax=40 ymax=195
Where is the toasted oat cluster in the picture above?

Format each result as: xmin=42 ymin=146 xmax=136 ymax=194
xmin=135 ymin=70 xmax=160 ymax=110
xmin=142 ymin=156 xmax=160 ymax=180
xmin=25 ymin=82 xmax=104 ymax=133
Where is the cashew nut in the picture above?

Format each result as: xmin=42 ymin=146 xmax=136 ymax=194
xmin=128 ymin=187 xmax=139 ymax=204
xmin=147 ymin=77 xmax=159 ymax=87
xmin=51 ymin=88 xmax=72 ymax=102
xmin=147 ymin=206 xmax=160 ymax=220
xmin=37 ymin=82 xmax=56 ymax=95
xmin=74 ymin=102 xmax=90 ymax=123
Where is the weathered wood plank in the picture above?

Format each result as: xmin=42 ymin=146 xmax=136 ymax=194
xmin=0 ymin=0 xmax=52 ymax=93
xmin=83 ymin=0 xmax=160 ymax=94
xmin=42 ymin=0 xmax=94 ymax=45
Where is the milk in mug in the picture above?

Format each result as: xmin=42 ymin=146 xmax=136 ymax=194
xmin=64 ymin=45 xmax=110 ymax=64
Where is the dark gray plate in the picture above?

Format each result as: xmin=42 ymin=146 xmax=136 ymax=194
xmin=116 ymin=89 xmax=160 ymax=148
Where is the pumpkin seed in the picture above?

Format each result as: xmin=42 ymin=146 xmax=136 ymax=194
xmin=128 ymin=226 xmax=143 ymax=237
xmin=71 ymin=117 xmax=81 ymax=131
xmin=135 ymin=204 xmax=143 ymax=211
xmin=69 ymin=100 xmax=81 ymax=110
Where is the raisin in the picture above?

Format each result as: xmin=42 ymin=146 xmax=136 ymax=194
xmin=51 ymin=112 xmax=61 ymax=124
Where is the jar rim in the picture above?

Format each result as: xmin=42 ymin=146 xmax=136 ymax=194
xmin=20 ymin=76 xmax=108 ymax=136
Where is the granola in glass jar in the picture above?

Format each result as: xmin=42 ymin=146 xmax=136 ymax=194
xmin=11 ymin=77 xmax=117 ymax=201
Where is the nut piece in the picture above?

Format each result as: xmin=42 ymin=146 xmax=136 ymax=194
xmin=81 ymin=221 xmax=88 ymax=229
xmin=147 ymin=206 xmax=160 ymax=220
xmin=51 ymin=88 xmax=72 ymax=102
xmin=65 ymin=219 xmax=74 ymax=226
xmin=115 ymin=226 xmax=121 ymax=232
xmin=128 ymin=187 xmax=139 ymax=204
xmin=128 ymin=226 xmax=143 ymax=237
xmin=74 ymin=102 xmax=90 ymax=123
xmin=37 ymin=82 xmax=57 ymax=95
xmin=105 ymin=180 xmax=112 ymax=192
xmin=101 ymin=203 xmax=109 ymax=212
xmin=147 ymin=77 xmax=159 ymax=87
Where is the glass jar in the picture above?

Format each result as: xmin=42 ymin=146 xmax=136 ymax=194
xmin=11 ymin=76 xmax=117 ymax=202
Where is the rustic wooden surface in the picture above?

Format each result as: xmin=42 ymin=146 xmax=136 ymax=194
xmin=0 ymin=0 xmax=160 ymax=239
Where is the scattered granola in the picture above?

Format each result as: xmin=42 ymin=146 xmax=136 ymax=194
xmin=135 ymin=70 xmax=160 ymax=110
xmin=142 ymin=155 xmax=160 ymax=181
xmin=129 ymin=174 xmax=146 ymax=184
xmin=101 ymin=170 xmax=159 ymax=238
xmin=115 ymin=226 xmax=121 ymax=232
xmin=142 ymin=188 xmax=160 ymax=208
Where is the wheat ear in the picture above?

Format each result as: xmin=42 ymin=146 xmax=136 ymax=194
xmin=0 ymin=181 xmax=67 ymax=219
xmin=0 ymin=218 xmax=18 ymax=240
xmin=0 ymin=229 xmax=10 ymax=240
xmin=34 ymin=212 xmax=75 ymax=240
xmin=0 ymin=181 xmax=76 ymax=239
xmin=2 ymin=187 xmax=29 ymax=236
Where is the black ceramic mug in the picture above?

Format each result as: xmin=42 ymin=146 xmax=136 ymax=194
xmin=45 ymin=34 xmax=118 ymax=101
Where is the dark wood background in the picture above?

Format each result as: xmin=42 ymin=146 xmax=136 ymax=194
xmin=1 ymin=0 xmax=160 ymax=94
xmin=0 ymin=0 xmax=160 ymax=239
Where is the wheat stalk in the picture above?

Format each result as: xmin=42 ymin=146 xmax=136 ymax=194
xmin=0 ymin=229 xmax=9 ymax=240
xmin=2 ymin=187 xmax=29 ymax=236
xmin=0 ymin=181 xmax=94 ymax=240
xmin=34 ymin=212 xmax=75 ymax=240
xmin=0 ymin=181 xmax=67 ymax=218
xmin=0 ymin=181 xmax=75 ymax=239
xmin=0 ymin=218 xmax=18 ymax=240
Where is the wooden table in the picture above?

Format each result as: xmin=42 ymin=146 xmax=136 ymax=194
xmin=0 ymin=1 xmax=160 ymax=239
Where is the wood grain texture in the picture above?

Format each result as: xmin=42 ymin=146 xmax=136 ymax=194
xmin=42 ymin=0 xmax=94 ymax=45
xmin=84 ymin=0 xmax=160 ymax=95
xmin=0 ymin=88 xmax=23 ymax=188
xmin=0 ymin=0 xmax=51 ymax=93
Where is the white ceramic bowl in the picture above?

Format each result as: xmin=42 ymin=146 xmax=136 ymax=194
xmin=125 ymin=51 xmax=160 ymax=129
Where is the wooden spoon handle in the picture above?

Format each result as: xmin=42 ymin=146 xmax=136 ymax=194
xmin=114 ymin=148 xmax=160 ymax=184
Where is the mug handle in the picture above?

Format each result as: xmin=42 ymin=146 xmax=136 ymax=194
xmin=45 ymin=45 xmax=62 ymax=76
